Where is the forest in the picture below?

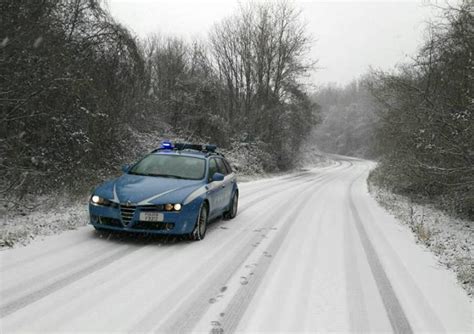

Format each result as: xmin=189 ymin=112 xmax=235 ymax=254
xmin=1 ymin=0 xmax=472 ymax=219
xmin=1 ymin=0 xmax=318 ymax=205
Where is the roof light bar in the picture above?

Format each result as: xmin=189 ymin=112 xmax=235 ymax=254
xmin=153 ymin=141 xmax=218 ymax=153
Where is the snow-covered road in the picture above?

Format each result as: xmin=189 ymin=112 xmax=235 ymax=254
xmin=0 ymin=158 xmax=472 ymax=333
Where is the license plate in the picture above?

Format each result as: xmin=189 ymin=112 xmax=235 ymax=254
xmin=139 ymin=212 xmax=164 ymax=222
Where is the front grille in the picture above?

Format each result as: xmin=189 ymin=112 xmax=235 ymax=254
xmin=120 ymin=204 xmax=137 ymax=225
xmin=133 ymin=221 xmax=174 ymax=230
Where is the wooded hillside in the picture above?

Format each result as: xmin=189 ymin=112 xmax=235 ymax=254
xmin=0 ymin=0 xmax=318 ymax=205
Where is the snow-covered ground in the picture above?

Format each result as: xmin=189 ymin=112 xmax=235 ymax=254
xmin=369 ymin=183 xmax=474 ymax=297
xmin=0 ymin=159 xmax=472 ymax=332
xmin=0 ymin=201 xmax=88 ymax=248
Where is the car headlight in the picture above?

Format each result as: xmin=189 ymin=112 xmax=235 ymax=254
xmin=90 ymin=195 xmax=112 ymax=206
xmin=164 ymin=203 xmax=182 ymax=211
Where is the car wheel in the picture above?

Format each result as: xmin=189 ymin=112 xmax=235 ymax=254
xmin=224 ymin=191 xmax=238 ymax=219
xmin=191 ymin=203 xmax=208 ymax=241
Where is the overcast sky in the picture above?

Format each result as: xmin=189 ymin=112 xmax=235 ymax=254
xmin=106 ymin=0 xmax=439 ymax=87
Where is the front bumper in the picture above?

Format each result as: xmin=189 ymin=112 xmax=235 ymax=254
xmin=88 ymin=201 xmax=200 ymax=235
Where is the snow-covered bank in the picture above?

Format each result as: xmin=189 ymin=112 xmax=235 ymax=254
xmin=0 ymin=201 xmax=88 ymax=248
xmin=368 ymin=182 xmax=474 ymax=297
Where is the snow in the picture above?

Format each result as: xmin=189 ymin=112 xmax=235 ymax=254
xmin=0 ymin=159 xmax=472 ymax=332
xmin=369 ymin=182 xmax=474 ymax=297
xmin=0 ymin=201 xmax=88 ymax=248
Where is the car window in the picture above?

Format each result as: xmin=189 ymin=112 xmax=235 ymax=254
xmin=208 ymin=158 xmax=218 ymax=180
xmin=215 ymin=158 xmax=228 ymax=175
xmin=222 ymin=158 xmax=233 ymax=174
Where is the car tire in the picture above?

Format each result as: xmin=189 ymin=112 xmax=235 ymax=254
xmin=190 ymin=203 xmax=208 ymax=241
xmin=224 ymin=191 xmax=238 ymax=220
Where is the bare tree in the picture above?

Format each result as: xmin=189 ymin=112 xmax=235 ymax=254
xmin=209 ymin=0 xmax=317 ymax=168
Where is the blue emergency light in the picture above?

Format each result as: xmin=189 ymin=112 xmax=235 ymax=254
xmin=160 ymin=140 xmax=173 ymax=150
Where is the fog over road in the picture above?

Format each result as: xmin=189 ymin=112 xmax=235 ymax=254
xmin=0 ymin=158 xmax=472 ymax=333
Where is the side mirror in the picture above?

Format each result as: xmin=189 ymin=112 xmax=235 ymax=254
xmin=122 ymin=164 xmax=130 ymax=173
xmin=211 ymin=172 xmax=224 ymax=182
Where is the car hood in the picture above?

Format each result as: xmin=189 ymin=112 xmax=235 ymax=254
xmin=94 ymin=173 xmax=205 ymax=205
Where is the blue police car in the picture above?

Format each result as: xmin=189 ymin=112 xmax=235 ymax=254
xmin=89 ymin=142 xmax=238 ymax=240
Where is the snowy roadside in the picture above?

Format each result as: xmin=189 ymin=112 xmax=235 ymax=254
xmin=368 ymin=182 xmax=474 ymax=297
xmin=0 ymin=200 xmax=89 ymax=249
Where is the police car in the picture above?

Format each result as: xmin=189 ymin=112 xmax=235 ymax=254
xmin=89 ymin=142 xmax=238 ymax=240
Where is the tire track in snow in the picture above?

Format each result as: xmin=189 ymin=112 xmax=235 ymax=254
xmin=290 ymin=194 xmax=331 ymax=331
xmin=0 ymin=236 xmax=94 ymax=273
xmin=207 ymin=169 xmax=346 ymax=334
xmin=351 ymin=164 xmax=446 ymax=332
xmin=238 ymin=174 xmax=324 ymax=215
xmin=208 ymin=163 xmax=349 ymax=230
xmin=238 ymin=161 xmax=343 ymax=201
xmin=205 ymin=174 xmax=325 ymax=234
xmin=0 ymin=244 xmax=180 ymax=332
xmin=130 ymin=165 xmax=345 ymax=333
xmin=166 ymin=165 xmax=351 ymax=333
xmin=238 ymin=170 xmax=324 ymax=203
xmin=1 ymin=241 xmax=118 ymax=301
xmin=130 ymin=183 xmax=317 ymax=331
xmin=343 ymin=169 xmax=370 ymax=332
xmin=347 ymin=171 xmax=413 ymax=334
xmin=129 ymin=209 xmax=289 ymax=331
xmin=239 ymin=160 xmax=340 ymax=192
xmin=238 ymin=161 xmax=350 ymax=215
xmin=0 ymin=245 xmax=141 ymax=318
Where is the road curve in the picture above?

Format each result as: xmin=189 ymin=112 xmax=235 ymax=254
xmin=0 ymin=158 xmax=472 ymax=333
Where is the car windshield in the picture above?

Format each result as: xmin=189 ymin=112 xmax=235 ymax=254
xmin=129 ymin=154 xmax=206 ymax=180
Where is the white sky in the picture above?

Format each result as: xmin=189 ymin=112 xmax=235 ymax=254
xmin=106 ymin=0 xmax=439 ymax=86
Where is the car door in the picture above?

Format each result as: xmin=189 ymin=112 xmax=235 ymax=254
xmin=207 ymin=158 xmax=226 ymax=216
xmin=215 ymin=157 xmax=233 ymax=208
